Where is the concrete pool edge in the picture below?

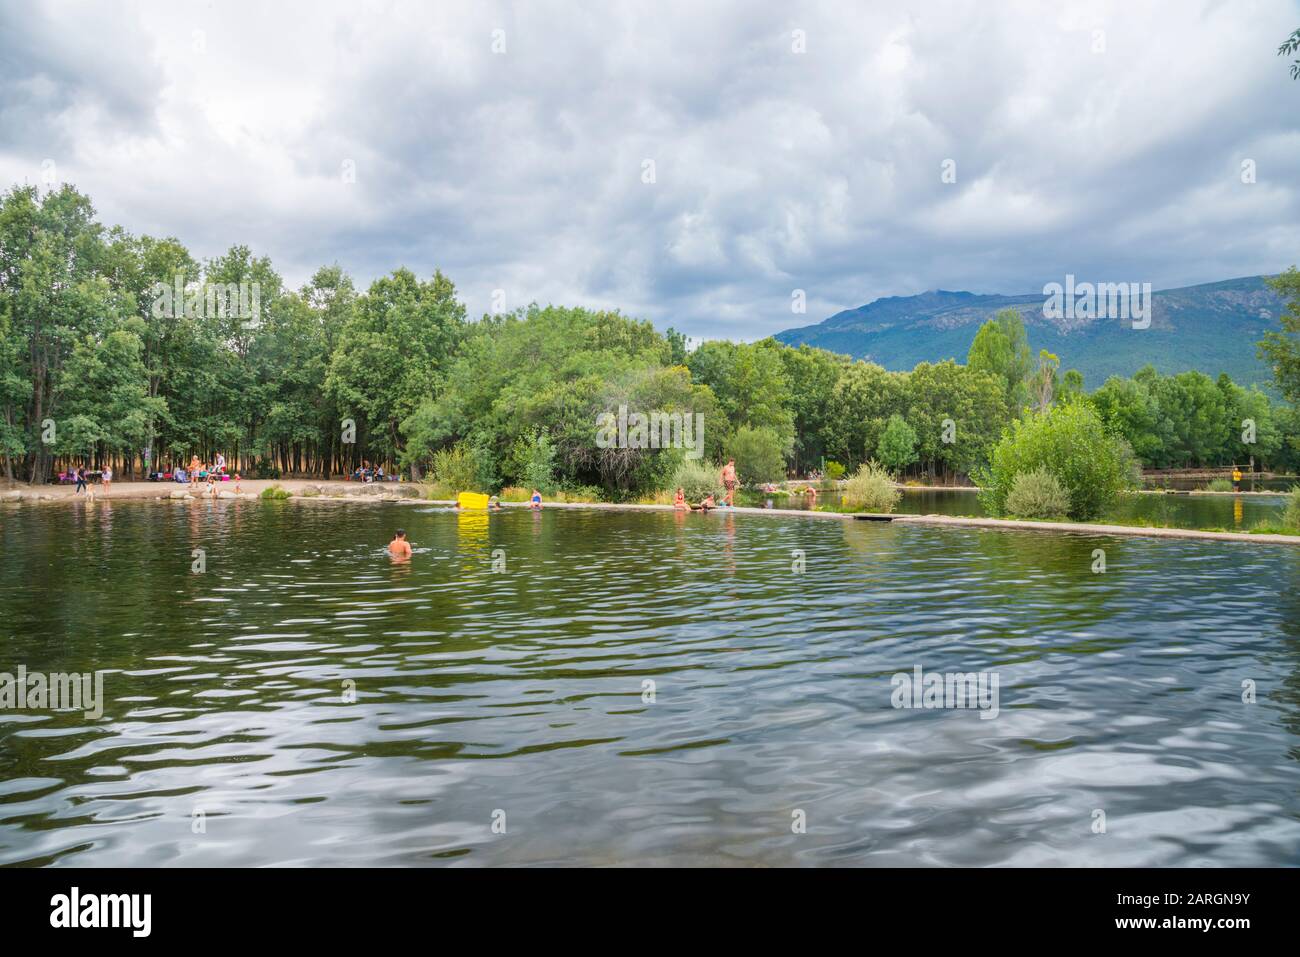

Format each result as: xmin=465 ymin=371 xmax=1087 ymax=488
xmin=873 ymin=512 xmax=1300 ymax=546
xmin=449 ymin=500 xmax=1300 ymax=546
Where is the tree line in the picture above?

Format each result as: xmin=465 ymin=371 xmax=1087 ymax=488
xmin=2 ymin=182 xmax=1298 ymax=490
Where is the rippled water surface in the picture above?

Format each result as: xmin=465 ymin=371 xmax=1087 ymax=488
xmin=2 ymin=499 xmax=1298 ymax=866
xmin=771 ymin=487 xmax=1291 ymax=529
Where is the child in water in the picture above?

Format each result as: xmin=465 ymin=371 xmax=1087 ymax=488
xmin=387 ymin=529 xmax=412 ymax=560
xmin=696 ymin=492 xmax=716 ymax=510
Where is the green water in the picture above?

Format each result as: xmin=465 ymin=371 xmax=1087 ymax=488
xmin=755 ymin=488 xmax=1291 ymax=531
xmin=1 ymin=498 xmax=1298 ymax=866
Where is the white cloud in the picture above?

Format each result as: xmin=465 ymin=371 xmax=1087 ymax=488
xmin=1 ymin=0 xmax=1297 ymax=339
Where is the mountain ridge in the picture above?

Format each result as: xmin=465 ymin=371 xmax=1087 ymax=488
xmin=774 ymin=276 xmax=1283 ymax=387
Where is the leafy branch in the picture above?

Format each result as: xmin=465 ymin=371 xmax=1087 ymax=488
xmin=1279 ymin=28 xmax=1300 ymax=79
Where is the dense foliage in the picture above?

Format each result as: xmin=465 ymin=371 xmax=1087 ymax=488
xmin=2 ymin=183 xmax=1297 ymax=499
xmin=977 ymin=402 xmax=1136 ymax=521
xmin=1003 ymin=467 xmax=1072 ymax=521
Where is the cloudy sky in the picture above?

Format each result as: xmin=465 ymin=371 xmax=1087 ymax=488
xmin=2 ymin=0 xmax=1298 ymax=339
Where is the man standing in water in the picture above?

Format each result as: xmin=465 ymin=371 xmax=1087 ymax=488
xmin=721 ymin=459 xmax=738 ymax=506
xmin=387 ymin=529 xmax=412 ymax=560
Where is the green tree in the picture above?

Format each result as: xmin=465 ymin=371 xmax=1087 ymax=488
xmin=903 ymin=361 xmax=1009 ymax=480
xmin=1030 ymin=349 xmax=1059 ymax=412
xmin=686 ymin=338 xmax=795 ymax=452
xmin=1259 ymin=267 xmax=1300 ymax=404
xmin=966 ymin=308 xmax=1032 ymax=410
xmin=0 ymin=184 xmax=117 ymax=483
xmin=826 ymin=360 xmax=906 ymax=467
xmin=778 ymin=344 xmax=846 ymax=473
xmin=875 ymin=413 xmax=918 ymax=474
xmin=726 ymin=425 xmax=787 ymax=484
xmin=327 ymin=268 xmax=464 ymax=470
xmin=0 ymin=301 xmax=31 ymax=480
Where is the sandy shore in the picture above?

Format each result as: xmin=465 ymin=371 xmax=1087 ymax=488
xmin=0 ymin=478 xmax=422 ymax=502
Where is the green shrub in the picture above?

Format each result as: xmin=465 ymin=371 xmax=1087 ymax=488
xmin=842 ymin=461 xmax=901 ymax=512
xmin=509 ymin=427 xmax=557 ymax=493
xmin=976 ymin=403 xmax=1135 ymax=521
xmin=824 ymin=461 xmax=846 ymax=482
xmin=260 ymin=484 xmax=290 ymax=500
xmin=556 ymin=485 xmax=602 ymax=503
xmin=669 ymin=458 xmax=722 ymax=500
xmin=1285 ymin=486 xmax=1300 ymax=530
xmin=430 ymin=444 xmax=482 ymax=493
xmin=1004 ymin=467 xmax=1071 ymax=520
xmin=725 ymin=426 xmax=787 ymax=484
xmin=1205 ymin=478 xmax=1233 ymax=492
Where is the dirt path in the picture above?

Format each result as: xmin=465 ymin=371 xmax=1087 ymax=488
xmin=0 ymin=478 xmax=419 ymax=502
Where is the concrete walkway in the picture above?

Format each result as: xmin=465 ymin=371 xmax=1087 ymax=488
xmin=489 ymin=500 xmax=1300 ymax=546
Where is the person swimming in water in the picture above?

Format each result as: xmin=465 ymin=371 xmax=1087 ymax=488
xmin=489 ymin=495 xmax=503 ymax=511
xmin=387 ymin=529 xmax=412 ymax=560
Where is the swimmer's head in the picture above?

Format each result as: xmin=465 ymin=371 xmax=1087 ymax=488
xmin=394 ymin=529 xmax=406 ymax=539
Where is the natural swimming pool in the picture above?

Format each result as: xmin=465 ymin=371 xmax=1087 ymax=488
xmin=1 ymin=500 xmax=1298 ymax=866
xmin=766 ymin=486 xmax=1293 ymax=531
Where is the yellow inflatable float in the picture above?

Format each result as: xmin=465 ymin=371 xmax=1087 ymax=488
xmin=457 ymin=491 xmax=490 ymax=510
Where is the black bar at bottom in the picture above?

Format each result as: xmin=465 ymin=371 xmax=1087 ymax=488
xmin=0 ymin=867 xmax=1288 ymax=944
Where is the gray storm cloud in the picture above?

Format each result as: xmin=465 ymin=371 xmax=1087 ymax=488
xmin=0 ymin=0 xmax=1296 ymax=339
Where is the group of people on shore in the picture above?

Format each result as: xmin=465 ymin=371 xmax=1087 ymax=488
xmin=352 ymin=460 xmax=394 ymax=482
xmin=174 ymin=453 xmax=239 ymax=492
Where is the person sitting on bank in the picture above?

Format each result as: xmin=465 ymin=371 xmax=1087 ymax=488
xmin=696 ymin=492 xmax=716 ymax=510
xmin=673 ymin=487 xmax=687 ymax=510
xmin=530 ymin=489 xmax=543 ymax=509
xmin=387 ymin=529 xmax=412 ymax=560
